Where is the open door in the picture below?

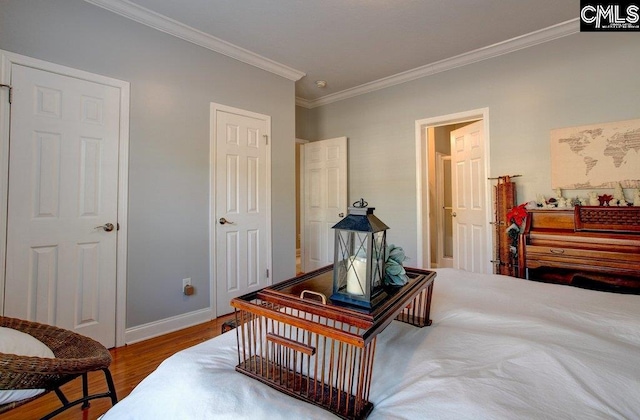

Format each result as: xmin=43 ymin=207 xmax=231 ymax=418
xmin=436 ymin=153 xmax=454 ymax=268
xmin=301 ymin=137 xmax=347 ymax=272
xmin=450 ymin=120 xmax=489 ymax=273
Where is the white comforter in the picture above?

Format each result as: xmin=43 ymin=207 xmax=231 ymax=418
xmin=103 ymin=269 xmax=640 ymax=419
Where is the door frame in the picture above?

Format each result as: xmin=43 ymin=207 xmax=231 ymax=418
xmin=209 ymin=103 xmax=272 ymax=318
xmin=414 ymin=108 xmax=491 ymax=269
xmin=0 ymin=50 xmax=130 ymax=346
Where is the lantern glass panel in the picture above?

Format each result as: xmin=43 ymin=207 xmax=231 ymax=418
xmin=371 ymin=230 xmax=386 ymax=288
xmin=334 ymin=230 xmax=370 ymax=297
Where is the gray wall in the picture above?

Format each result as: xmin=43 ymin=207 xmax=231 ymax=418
xmin=300 ymin=33 xmax=640 ymax=264
xmin=0 ymin=0 xmax=296 ymax=328
xmin=295 ymin=105 xmax=314 ymax=140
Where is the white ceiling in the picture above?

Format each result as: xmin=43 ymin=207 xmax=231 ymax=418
xmin=89 ymin=0 xmax=580 ymax=106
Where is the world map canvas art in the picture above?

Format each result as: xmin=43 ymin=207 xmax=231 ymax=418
xmin=551 ymin=118 xmax=640 ymax=189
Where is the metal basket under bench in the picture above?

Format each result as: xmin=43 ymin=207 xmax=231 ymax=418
xmin=230 ymin=265 xmax=436 ymax=420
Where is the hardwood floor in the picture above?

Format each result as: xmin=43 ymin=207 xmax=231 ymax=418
xmin=2 ymin=314 xmax=235 ymax=420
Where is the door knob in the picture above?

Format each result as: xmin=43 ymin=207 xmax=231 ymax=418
xmin=452 ymin=212 xmax=457 ymax=217
xmin=95 ymin=223 xmax=115 ymax=232
xmin=338 ymin=213 xmax=344 ymax=218
xmin=219 ymin=217 xmax=235 ymax=225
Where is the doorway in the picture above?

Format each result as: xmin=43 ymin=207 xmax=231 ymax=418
xmin=0 ymin=50 xmax=130 ymax=347
xmin=415 ymin=108 xmax=491 ymax=273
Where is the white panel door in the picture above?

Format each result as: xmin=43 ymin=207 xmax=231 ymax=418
xmin=436 ymin=153 xmax=454 ymax=269
xmin=214 ymin=107 xmax=270 ymax=316
xmin=302 ymin=137 xmax=347 ymax=272
xmin=4 ymin=64 xmax=120 ymax=347
xmin=450 ymin=120 xmax=488 ymax=273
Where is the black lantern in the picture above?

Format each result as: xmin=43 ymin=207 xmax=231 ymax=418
xmin=331 ymin=199 xmax=388 ymax=309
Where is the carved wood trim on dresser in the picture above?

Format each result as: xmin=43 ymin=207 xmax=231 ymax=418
xmin=518 ymin=206 xmax=640 ymax=292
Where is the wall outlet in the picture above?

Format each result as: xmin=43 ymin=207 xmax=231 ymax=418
xmin=182 ymin=278 xmax=191 ymax=291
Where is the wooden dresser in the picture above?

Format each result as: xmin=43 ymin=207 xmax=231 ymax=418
xmin=518 ymin=206 xmax=640 ymax=291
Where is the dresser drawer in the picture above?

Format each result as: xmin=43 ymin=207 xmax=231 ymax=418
xmin=526 ymin=245 xmax=640 ymax=273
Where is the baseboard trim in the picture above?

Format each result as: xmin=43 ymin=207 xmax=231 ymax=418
xmin=124 ymin=308 xmax=212 ymax=345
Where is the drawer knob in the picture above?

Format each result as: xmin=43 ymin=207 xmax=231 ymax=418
xmin=549 ymin=248 xmax=565 ymax=254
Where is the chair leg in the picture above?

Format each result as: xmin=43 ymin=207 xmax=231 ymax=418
xmin=103 ymin=367 xmax=118 ymax=406
xmin=53 ymin=387 xmax=69 ymax=406
xmin=41 ymin=369 xmax=118 ymax=420
xmin=81 ymin=372 xmax=90 ymax=409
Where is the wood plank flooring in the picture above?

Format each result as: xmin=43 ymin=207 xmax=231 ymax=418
xmin=2 ymin=314 xmax=234 ymax=420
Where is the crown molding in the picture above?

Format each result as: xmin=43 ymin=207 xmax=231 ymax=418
xmin=297 ymin=19 xmax=580 ymax=109
xmin=295 ymin=97 xmax=312 ymax=108
xmin=84 ymin=0 xmax=306 ymax=81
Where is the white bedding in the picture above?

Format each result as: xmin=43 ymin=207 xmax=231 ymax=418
xmin=103 ymin=269 xmax=640 ymax=419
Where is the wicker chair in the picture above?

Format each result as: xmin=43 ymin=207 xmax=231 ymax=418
xmin=0 ymin=316 xmax=118 ymax=419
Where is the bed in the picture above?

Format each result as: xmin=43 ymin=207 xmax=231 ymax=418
xmin=102 ymin=268 xmax=640 ymax=419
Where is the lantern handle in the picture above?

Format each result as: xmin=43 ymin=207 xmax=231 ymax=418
xmin=353 ymin=198 xmax=368 ymax=208
xmin=300 ymin=290 xmax=327 ymax=305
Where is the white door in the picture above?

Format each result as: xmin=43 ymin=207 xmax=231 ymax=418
xmin=213 ymin=105 xmax=270 ymax=316
xmin=4 ymin=64 xmax=120 ymax=347
xmin=302 ymin=137 xmax=347 ymax=272
xmin=436 ymin=153 xmax=454 ymax=269
xmin=450 ymin=120 xmax=488 ymax=273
